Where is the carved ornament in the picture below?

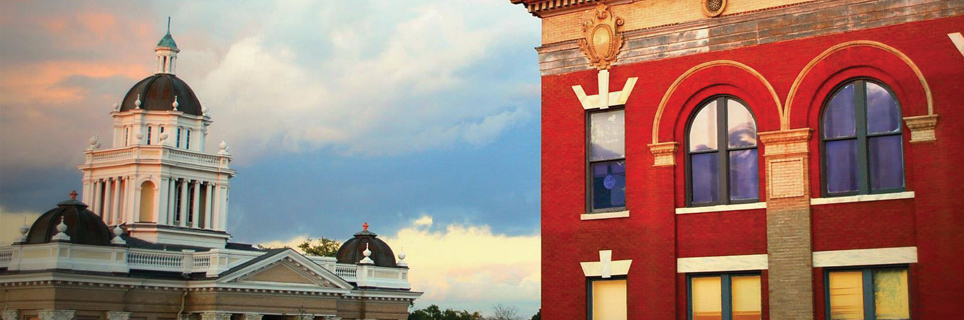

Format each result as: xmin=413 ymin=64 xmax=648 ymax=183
xmin=578 ymin=4 xmax=624 ymax=70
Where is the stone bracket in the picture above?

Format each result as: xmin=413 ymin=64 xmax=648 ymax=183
xmin=647 ymin=142 xmax=678 ymax=167
xmin=904 ymin=114 xmax=938 ymax=143
xmin=572 ymin=69 xmax=638 ymax=110
xmin=950 ymin=33 xmax=964 ymax=58
xmin=580 ymin=250 xmax=632 ymax=278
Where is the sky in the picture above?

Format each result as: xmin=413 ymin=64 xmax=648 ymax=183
xmin=0 ymin=0 xmax=542 ymax=316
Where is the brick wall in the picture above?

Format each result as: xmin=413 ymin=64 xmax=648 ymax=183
xmin=538 ymin=8 xmax=964 ymax=319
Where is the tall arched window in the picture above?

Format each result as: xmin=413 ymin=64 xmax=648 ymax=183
xmin=821 ymin=79 xmax=904 ymax=196
xmin=686 ymin=97 xmax=759 ymax=206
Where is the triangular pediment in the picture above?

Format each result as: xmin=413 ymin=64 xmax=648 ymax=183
xmin=217 ymin=249 xmax=353 ymax=290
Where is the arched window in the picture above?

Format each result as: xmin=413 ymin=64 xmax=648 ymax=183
xmin=821 ymin=80 xmax=904 ymax=196
xmin=139 ymin=181 xmax=155 ymax=222
xmin=686 ymin=97 xmax=759 ymax=206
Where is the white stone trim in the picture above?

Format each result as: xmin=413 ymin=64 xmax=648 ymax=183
xmin=675 ymin=202 xmax=766 ymax=215
xmin=811 ymin=191 xmax=914 ymax=206
xmin=813 ymin=247 xmax=917 ymax=268
xmin=572 ymin=70 xmax=638 ymax=110
xmin=581 ymin=210 xmax=630 ymax=220
xmin=581 ymin=250 xmax=632 ymax=278
xmin=677 ymin=254 xmax=768 ymax=273
xmin=950 ymin=33 xmax=964 ymax=58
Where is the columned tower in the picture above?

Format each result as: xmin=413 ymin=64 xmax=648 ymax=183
xmin=78 ymin=21 xmax=236 ymax=248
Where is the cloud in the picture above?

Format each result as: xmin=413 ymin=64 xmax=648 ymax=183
xmin=261 ymin=215 xmax=541 ymax=316
xmin=0 ymin=207 xmax=41 ymax=245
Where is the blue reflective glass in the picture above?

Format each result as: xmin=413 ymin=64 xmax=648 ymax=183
xmin=691 ymin=152 xmax=719 ymax=204
xmin=824 ymin=84 xmax=857 ymax=139
xmin=826 ymin=139 xmax=858 ymax=194
xmin=866 ymin=82 xmax=901 ymax=134
xmin=729 ymin=149 xmax=759 ymax=201
xmin=869 ymin=135 xmax=904 ymax=191
xmin=592 ymin=161 xmax=626 ymax=210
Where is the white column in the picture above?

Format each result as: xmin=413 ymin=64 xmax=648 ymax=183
xmin=204 ymin=182 xmax=214 ymax=229
xmin=158 ymin=177 xmax=170 ymax=225
xmin=168 ymin=178 xmax=177 ymax=225
xmin=82 ymin=180 xmax=92 ymax=205
xmin=1 ymin=310 xmax=17 ymax=320
xmin=220 ymin=188 xmax=229 ymax=231
xmin=179 ymin=179 xmax=188 ymax=227
xmin=211 ymin=183 xmax=221 ymax=230
xmin=191 ymin=180 xmax=200 ymax=228
xmin=92 ymin=179 xmax=103 ymax=215
xmin=108 ymin=177 xmax=124 ymax=224
xmin=38 ymin=310 xmax=75 ymax=320
xmin=103 ymin=178 xmax=113 ymax=221
xmin=131 ymin=180 xmax=141 ymax=223
xmin=105 ymin=312 xmax=130 ymax=320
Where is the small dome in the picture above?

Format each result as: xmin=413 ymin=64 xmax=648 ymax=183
xmin=336 ymin=223 xmax=397 ymax=267
xmin=157 ymin=32 xmax=178 ymax=50
xmin=26 ymin=192 xmax=113 ymax=246
xmin=119 ymin=74 xmax=203 ymax=116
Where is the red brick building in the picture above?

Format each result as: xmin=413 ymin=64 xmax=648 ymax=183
xmin=511 ymin=0 xmax=964 ymax=319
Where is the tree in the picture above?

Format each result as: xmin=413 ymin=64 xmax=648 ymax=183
xmin=257 ymin=236 xmax=341 ymax=257
xmin=408 ymin=305 xmax=482 ymax=320
xmin=296 ymin=237 xmax=341 ymax=257
xmin=491 ymin=304 xmax=521 ymax=320
xmin=530 ymin=309 xmax=540 ymax=320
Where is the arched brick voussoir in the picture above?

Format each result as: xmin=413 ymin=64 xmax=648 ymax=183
xmin=652 ymin=60 xmax=783 ymax=145
xmin=785 ymin=41 xmax=933 ymax=130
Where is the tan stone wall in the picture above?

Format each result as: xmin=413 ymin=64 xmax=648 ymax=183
xmin=336 ymin=298 xmax=409 ymax=320
xmin=541 ymin=0 xmax=816 ymax=44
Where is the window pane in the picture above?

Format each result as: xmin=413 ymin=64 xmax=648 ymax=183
xmin=691 ymin=152 xmax=719 ymax=204
xmin=592 ymin=279 xmax=627 ymax=320
xmin=690 ymin=101 xmax=718 ymax=152
xmin=731 ymin=275 xmax=762 ymax=320
xmin=592 ymin=161 xmax=626 ymax=210
xmin=825 ymin=139 xmax=858 ymax=194
xmin=829 ymin=271 xmax=865 ymax=320
xmin=727 ymin=100 xmax=757 ymax=148
xmin=869 ymin=135 xmax=904 ymax=191
xmin=729 ymin=149 xmax=759 ymax=201
xmin=866 ymin=82 xmax=901 ymax=134
xmin=692 ymin=276 xmax=723 ymax=320
xmin=874 ymin=269 xmax=910 ymax=320
xmin=590 ymin=110 xmax=625 ymax=161
xmin=824 ymin=84 xmax=857 ymax=139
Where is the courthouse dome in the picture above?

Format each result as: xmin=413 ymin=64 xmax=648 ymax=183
xmin=26 ymin=191 xmax=113 ymax=246
xmin=336 ymin=223 xmax=397 ymax=267
xmin=119 ymin=73 xmax=203 ymax=116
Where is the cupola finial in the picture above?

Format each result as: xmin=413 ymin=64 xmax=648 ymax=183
xmin=167 ymin=16 xmax=171 ymax=35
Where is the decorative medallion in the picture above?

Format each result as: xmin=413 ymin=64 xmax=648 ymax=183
xmin=702 ymin=0 xmax=727 ymax=17
xmin=578 ymin=4 xmax=625 ymax=70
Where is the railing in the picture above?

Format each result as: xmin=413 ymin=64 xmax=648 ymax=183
xmin=91 ymin=148 xmax=135 ymax=162
xmin=127 ymin=250 xmax=184 ymax=272
xmin=193 ymin=254 xmax=212 ymax=271
xmin=334 ymin=264 xmax=358 ymax=280
xmin=0 ymin=248 xmax=12 ymax=268
xmin=166 ymin=149 xmax=222 ymax=166
xmin=88 ymin=146 xmax=227 ymax=168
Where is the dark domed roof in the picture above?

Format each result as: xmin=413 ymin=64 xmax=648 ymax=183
xmin=336 ymin=223 xmax=397 ymax=267
xmin=26 ymin=191 xmax=113 ymax=246
xmin=119 ymin=73 xmax=203 ymax=116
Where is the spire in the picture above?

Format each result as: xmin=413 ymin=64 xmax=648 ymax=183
xmin=155 ymin=18 xmax=179 ymax=74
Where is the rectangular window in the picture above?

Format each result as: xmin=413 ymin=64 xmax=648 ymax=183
xmin=588 ymin=109 xmax=626 ymax=212
xmin=125 ymin=127 xmax=130 ymax=146
xmin=588 ymin=278 xmax=627 ymax=320
xmin=186 ymin=130 xmax=191 ymax=149
xmin=827 ymin=268 xmax=909 ymax=320
xmin=689 ymin=274 xmax=762 ymax=320
xmin=176 ymin=128 xmax=181 ymax=148
xmin=147 ymin=126 xmax=152 ymax=145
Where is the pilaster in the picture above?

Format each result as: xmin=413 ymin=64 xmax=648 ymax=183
xmin=191 ymin=180 xmax=201 ymax=228
xmin=38 ymin=310 xmax=75 ymax=320
xmin=2 ymin=310 xmax=19 ymax=320
xmin=199 ymin=312 xmax=230 ymax=320
xmin=105 ymin=312 xmax=131 ymax=320
xmin=240 ymin=314 xmax=262 ymax=320
xmin=647 ymin=142 xmax=678 ymax=167
xmin=758 ymin=128 xmax=813 ymax=320
xmin=180 ymin=179 xmax=189 ymax=227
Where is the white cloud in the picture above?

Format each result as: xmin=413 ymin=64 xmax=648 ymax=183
xmin=0 ymin=207 xmax=41 ymax=245
xmin=261 ymin=215 xmax=541 ymax=316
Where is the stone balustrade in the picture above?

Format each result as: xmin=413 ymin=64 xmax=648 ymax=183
xmin=87 ymin=145 xmax=230 ymax=169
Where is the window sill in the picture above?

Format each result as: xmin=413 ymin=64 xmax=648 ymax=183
xmin=811 ymin=191 xmax=914 ymax=206
xmin=675 ymin=202 xmax=766 ymax=215
xmin=581 ymin=210 xmax=630 ymax=220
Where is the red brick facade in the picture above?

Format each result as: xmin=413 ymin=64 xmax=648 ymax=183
xmin=531 ymin=1 xmax=964 ymax=318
